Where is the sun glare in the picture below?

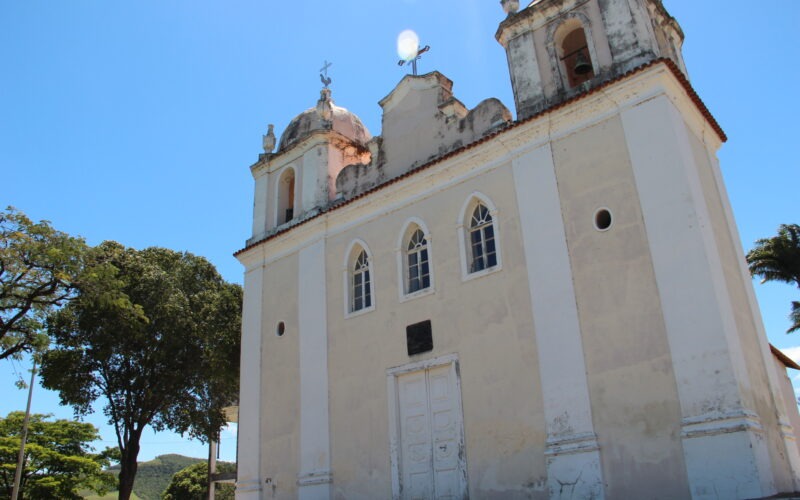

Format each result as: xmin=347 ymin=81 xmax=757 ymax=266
xmin=397 ymin=30 xmax=420 ymax=62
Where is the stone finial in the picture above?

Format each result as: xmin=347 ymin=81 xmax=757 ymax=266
xmin=262 ymin=124 xmax=276 ymax=153
xmin=316 ymin=88 xmax=333 ymax=122
xmin=501 ymin=0 xmax=519 ymax=15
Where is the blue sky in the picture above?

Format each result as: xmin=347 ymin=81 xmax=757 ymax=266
xmin=1 ymin=1 xmax=798 ymax=463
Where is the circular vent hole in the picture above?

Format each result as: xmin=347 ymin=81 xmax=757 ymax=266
xmin=594 ymin=208 xmax=612 ymax=231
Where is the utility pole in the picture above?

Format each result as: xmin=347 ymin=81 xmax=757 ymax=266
xmin=11 ymin=360 xmax=37 ymax=500
xmin=208 ymin=437 xmax=218 ymax=500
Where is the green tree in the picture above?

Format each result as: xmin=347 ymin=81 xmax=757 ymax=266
xmin=746 ymin=223 xmax=800 ymax=333
xmin=39 ymin=242 xmax=242 ymax=500
xmin=0 ymin=207 xmax=86 ymax=360
xmin=0 ymin=411 xmax=116 ymax=499
xmin=162 ymin=461 xmax=235 ymax=500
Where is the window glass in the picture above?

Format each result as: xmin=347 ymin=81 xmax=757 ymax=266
xmin=407 ymin=229 xmax=430 ymax=293
xmin=352 ymin=250 xmax=371 ymax=311
xmin=469 ymin=204 xmax=497 ymax=273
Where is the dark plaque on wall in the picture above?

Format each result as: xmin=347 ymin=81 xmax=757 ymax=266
xmin=406 ymin=320 xmax=433 ymax=356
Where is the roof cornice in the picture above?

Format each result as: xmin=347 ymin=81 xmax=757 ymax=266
xmin=235 ymin=58 xmax=726 ymax=257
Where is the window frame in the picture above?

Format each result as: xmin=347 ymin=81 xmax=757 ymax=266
xmin=397 ymin=218 xmax=435 ymax=302
xmin=457 ymin=193 xmax=502 ymax=282
xmin=468 ymin=204 xmax=498 ymax=273
xmin=343 ymin=240 xmax=376 ymax=318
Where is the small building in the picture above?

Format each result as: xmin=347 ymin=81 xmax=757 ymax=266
xmin=234 ymin=0 xmax=800 ymax=498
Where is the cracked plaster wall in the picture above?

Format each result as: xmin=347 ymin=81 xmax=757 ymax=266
xmin=553 ymin=115 xmax=690 ymax=498
xmin=335 ymin=73 xmax=512 ymax=201
xmin=326 ymin=166 xmax=548 ymax=499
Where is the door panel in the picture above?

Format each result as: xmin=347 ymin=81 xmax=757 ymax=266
xmin=429 ymin=365 xmax=460 ymax=499
xmin=397 ymin=363 xmax=466 ymax=499
xmin=399 ymin=371 xmax=433 ymax=499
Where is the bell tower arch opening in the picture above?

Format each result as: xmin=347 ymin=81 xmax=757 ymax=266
xmin=555 ymin=19 xmax=595 ymax=89
xmin=276 ymin=166 xmax=295 ymax=225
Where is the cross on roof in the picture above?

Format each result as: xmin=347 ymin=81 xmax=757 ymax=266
xmin=320 ymin=60 xmax=333 ymax=88
xmin=320 ymin=60 xmax=332 ymax=77
xmin=398 ymin=45 xmax=430 ymax=76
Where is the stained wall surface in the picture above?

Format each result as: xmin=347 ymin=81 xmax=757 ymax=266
xmin=237 ymin=62 xmax=799 ymax=499
xmin=552 ymin=115 xmax=689 ymax=498
xmin=325 ymin=164 xmax=549 ymax=499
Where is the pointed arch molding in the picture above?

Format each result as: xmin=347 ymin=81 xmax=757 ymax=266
xmin=457 ymin=192 xmax=503 ymax=281
xmin=546 ymin=11 xmax=601 ymax=94
xmin=343 ymin=238 xmax=376 ymax=318
xmin=396 ymin=217 xmax=435 ymax=302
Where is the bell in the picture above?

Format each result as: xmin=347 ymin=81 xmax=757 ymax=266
xmin=574 ymin=50 xmax=592 ymax=75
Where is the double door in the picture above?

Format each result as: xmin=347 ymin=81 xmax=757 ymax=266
xmin=396 ymin=362 xmax=467 ymax=499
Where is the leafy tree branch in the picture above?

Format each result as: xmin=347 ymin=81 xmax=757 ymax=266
xmin=40 ymin=242 xmax=241 ymax=500
xmin=747 ymin=223 xmax=800 ymax=333
xmin=0 ymin=207 xmax=87 ymax=360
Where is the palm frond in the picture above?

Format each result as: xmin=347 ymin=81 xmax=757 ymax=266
xmin=789 ymin=301 xmax=800 ymax=334
xmin=746 ymin=224 xmax=800 ymax=288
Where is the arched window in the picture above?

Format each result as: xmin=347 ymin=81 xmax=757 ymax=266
xmin=351 ymin=249 xmax=372 ymax=312
xmin=469 ymin=203 xmax=497 ymax=273
xmin=276 ymin=167 xmax=295 ymax=225
xmin=556 ymin=21 xmax=595 ymax=88
xmin=406 ymin=228 xmax=430 ymax=294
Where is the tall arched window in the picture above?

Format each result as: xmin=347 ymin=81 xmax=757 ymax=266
xmin=351 ymin=250 xmax=372 ymax=312
xmin=406 ymin=228 xmax=430 ymax=294
xmin=556 ymin=21 xmax=595 ymax=88
xmin=276 ymin=167 xmax=295 ymax=225
xmin=469 ymin=203 xmax=497 ymax=273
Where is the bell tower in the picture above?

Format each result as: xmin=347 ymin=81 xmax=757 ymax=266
xmin=495 ymin=1 xmax=800 ymax=499
xmin=496 ymin=0 xmax=687 ymax=119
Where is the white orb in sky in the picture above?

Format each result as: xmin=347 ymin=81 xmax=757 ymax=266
xmin=397 ymin=30 xmax=420 ymax=62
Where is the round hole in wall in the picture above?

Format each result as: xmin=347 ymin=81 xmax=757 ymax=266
xmin=594 ymin=208 xmax=613 ymax=231
xmin=276 ymin=321 xmax=285 ymax=337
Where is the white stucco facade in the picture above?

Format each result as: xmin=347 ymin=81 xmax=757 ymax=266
xmin=234 ymin=1 xmax=800 ymax=498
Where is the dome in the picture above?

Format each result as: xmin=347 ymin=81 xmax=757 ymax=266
xmin=278 ymin=90 xmax=371 ymax=152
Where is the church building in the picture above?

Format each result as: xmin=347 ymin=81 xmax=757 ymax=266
xmin=234 ymin=0 xmax=800 ymax=498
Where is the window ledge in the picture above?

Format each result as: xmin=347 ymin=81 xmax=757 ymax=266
xmin=399 ymin=287 xmax=435 ymax=304
xmin=344 ymin=304 xmax=376 ymax=320
xmin=462 ymin=264 xmax=502 ymax=283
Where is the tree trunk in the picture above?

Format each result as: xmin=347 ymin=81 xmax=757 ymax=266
xmin=117 ymin=434 xmax=141 ymax=500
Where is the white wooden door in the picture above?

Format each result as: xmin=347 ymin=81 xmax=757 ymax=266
xmin=397 ymin=363 xmax=466 ymax=499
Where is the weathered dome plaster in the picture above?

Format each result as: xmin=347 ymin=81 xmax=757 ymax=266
xmin=278 ymin=103 xmax=371 ymax=153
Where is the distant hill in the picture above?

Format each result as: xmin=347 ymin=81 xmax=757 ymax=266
xmin=83 ymin=492 xmax=141 ymax=500
xmin=107 ymin=454 xmax=204 ymax=500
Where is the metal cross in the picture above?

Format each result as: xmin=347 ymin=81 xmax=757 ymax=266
xmin=320 ymin=60 xmax=333 ymax=88
xmin=398 ymin=45 xmax=430 ymax=76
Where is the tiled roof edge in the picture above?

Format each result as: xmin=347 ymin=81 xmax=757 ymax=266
xmin=234 ymin=58 xmax=726 ymax=257
xmin=771 ymin=344 xmax=800 ymax=370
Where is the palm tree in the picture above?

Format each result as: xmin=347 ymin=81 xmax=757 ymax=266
xmin=746 ymin=224 xmax=800 ymax=333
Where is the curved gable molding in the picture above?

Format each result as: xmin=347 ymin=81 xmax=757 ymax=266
xmin=396 ymin=216 xmax=434 ymax=250
xmin=456 ymin=191 xmax=499 ymax=226
xmin=343 ymin=238 xmax=373 ymax=269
